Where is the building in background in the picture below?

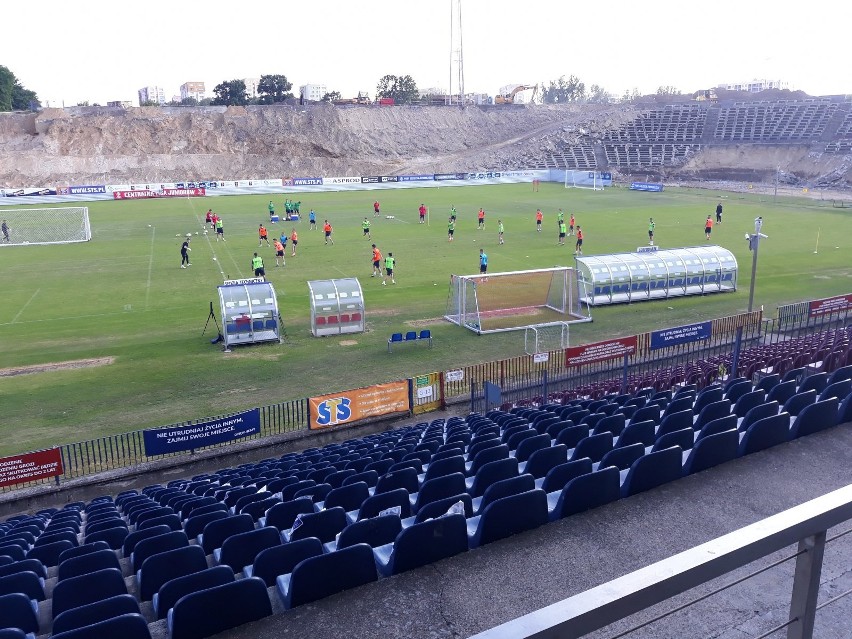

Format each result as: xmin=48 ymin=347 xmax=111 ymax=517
xmin=138 ymin=86 xmax=166 ymax=106
xmin=106 ymin=101 xmax=133 ymax=108
xmin=180 ymin=82 xmax=205 ymax=102
xmin=243 ymin=78 xmax=260 ymax=99
xmin=717 ymin=79 xmax=790 ymax=93
xmin=299 ymin=83 xmax=327 ymax=102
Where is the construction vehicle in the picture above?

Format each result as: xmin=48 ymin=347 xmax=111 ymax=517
xmin=494 ymin=84 xmax=538 ymax=105
xmin=333 ymin=91 xmax=371 ymax=105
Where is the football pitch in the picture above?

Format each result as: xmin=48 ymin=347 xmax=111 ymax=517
xmin=1 ymin=183 xmax=850 ymax=456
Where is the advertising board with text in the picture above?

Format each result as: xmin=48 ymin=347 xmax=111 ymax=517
xmin=142 ymin=409 xmax=261 ymax=456
xmin=0 ymin=449 xmax=63 ymax=487
xmin=808 ymin=294 xmax=852 ymax=317
xmin=649 ymin=321 xmax=712 ymax=351
xmin=565 ymin=336 xmax=638 ymax=367
xmin=310 ymin=381 xmax=410 ymax=429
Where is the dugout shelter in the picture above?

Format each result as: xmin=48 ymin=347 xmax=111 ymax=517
xmin=308 ymin=278 xmax=365 ymax=337
xmin=217 ymin=279 xmax=282 ymax=348
xmin=575 ymin=245 xmax=738 ymax=306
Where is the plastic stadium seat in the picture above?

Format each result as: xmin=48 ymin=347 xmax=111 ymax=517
xmin=331 ymin=514 xmax=403 ymax=551
xmin=547 ymin=466 xmax=622 ymax=521
xmin=620 ymin=447 xmax=683 ymax=497
xmin=183 ymin=511 xmax=228 ymax=539
xmin=466 ymin=459 xmax=519 ymax=498
xmin=284 ymin=507 xmax=347 ymax=544
xmin=782 ymin=389 xmax=818 ymax=417
xmin=733 ymin=389 xmax=766 ymax=418
xmin=51 ymin=613 xmax=152 ymax=639
xmin=199 ymin=515 xmax=254 ymax=555
xmin=594 ymin=414 xmax=626 ymax=436
xmin=616 ymin=421 xmax=656 ymax=448
xmin=693 ymin=399 xmax=732 ymax=431
xmin=682 ymin=429 xmax=739 ymax=475
xmin=122 ymin=525 xmax=171 ymax=557
xmin=351 ymin=488 xmax=412 ymax=522
xmin=819 ymin=379 xmax=852 ymax=402
xmin=789 ymin=398 xmax=839 ymax=439
xmin=168 ymin=577 xmax=272 ymax=639
xmin=373 ymin=514 xmax=469 ymax=577
xmin=27 ymin=540 xmax=74 ymax=568
xmin=51 ymin=594 xmax=141 ymax=636
xmin=519 ymin=444 xmax=568 ymax=479
xmin=57 ymin=549 xmax=121 ymax=581
xmin=51 ymin=567 xmax=127 ymax=620
xmin=214 ymin=527 xmax=281 ymax=572
xmin=798 ymin=372 xmax=828 ymax=396
xmin=131 ymin=531 xmax=188 ymax=573
xmin=153 ymin=566 xmax=235 ymax=621
xmin=0 ymin=559 xmax=47 ymax=580
xmin=466 ymin=444 xmax=510 ymax=476
xmin=692 ymin=387 xmax=723 ymax=415
xmin=739 ymin=413 xmax=791 ymax=456
xmin=138 ymin=545 xmax=208 ymax=602
xmin=756 ymin=373 xmax=780 ymax=394
xmin=695 ymin=415 xmax=738 ymax=442
xmin=276 ymin=544 xmax=378 ymax=609
xmin=0 ymin=571 xmax=45 ymax=601
xmin=0 ymin=592 xmax=39 ymax=635
xmin=767 ymin=380 xmax=797 ymax=406
xmin=598 ymin=443 xmax=645 ymax=471
xmin=411 ymin=473 xmax=467 ymax=513
xmin=244 ymin=538 xmax=323 ymax=587
xmin=570 ymin=434 xmax=613 ymax=463
xmin=653 ymin=427 xmax=694 ymax=452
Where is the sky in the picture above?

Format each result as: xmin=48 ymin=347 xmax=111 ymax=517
xmin=2 ymin=0 xmax=849 ymax=107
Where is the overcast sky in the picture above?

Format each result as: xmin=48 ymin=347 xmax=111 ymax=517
xmin=3 ymin=0 xmax=849 ymax=106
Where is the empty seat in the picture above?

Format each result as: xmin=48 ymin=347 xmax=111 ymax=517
xmin=214 ymin=526 xmax=281 ymax=572
xmin=138 ymin=544 xmax=208 ymax=602
xmin=244 ymin=538 xmax=323 ymax=586
xmin=554 ymin=425 xmax=588 ymax=449
xmin=539 ymin=458 xmax=594 ymax=493
xmin=789 ymin=398 xmax=839 ymax=439
xmin=52 ymin=567 xmax=127 ymax=619
xmin=331 ymin=514 xmax=403 ymax=551
xmin=467 ymin=489 xmax=548 ymax=548
xmin=168 ymin=577 xmax=272 ymax=639
xmin=767 ymin=380 xmax=797 ymax=406
xmin=693 ymin=399 xmax=732 ymax=431
xmin=652 ymin=427 xmax=694 ymax=452
xmin=57 ymin=548 xmax=121 ymax=581
xmin=51 ymin=594 xmax=140 ymax=636
xmin=285 ymin=507 xmax=347 ymax=544
xmin=0 ymin=571 xmax=44 ymax=601
xmin=276 ymin=544 xmax=378 ymax=609
xmin=695 ymin=415 xmax=738 ymax=442
xmin=598 ymin=443 xmax=645 ymax=471
xmin=153 ymin=566 xmax=234 ymax=621
xmin=547 ymin=466 xmax=621 ymax=521
xmin=26 ymin=539 xmax=73 ymax=568
xmin=594 ymin=414 xmax=626 ymax=436
xmin=0 ymin=559 xmax=47 ymax=580
xmin=798 ymin=372 xmax=828 ymax=395
xmin=412 ymin=473 xmax=467 ymax=513
xmin=820 ymin=379 xmax=852 ymax=402
xmin=683 ymin=429 xmax=739 ymax=475
xmin=620 ymin=447 xmax=683 ymax=497
xmin=466 ymin=459 xmax=519 ymax=498
xmin=616 ymin=421 xmax=656 ymax=448
xmin=733 ymin=389 xmax=766 ymax=418
xmin=199 ymin=515 xmax=254 ymax=555
xmin=51 ymin=613 xmax=152 ymax=639
xmin=519 ymin=444 xmax=568 ymax=479
xmin=0 ymin=592 xmax=39 ymax=635
xmin=131 ymin=531 xmax=188 ymax=572
xmin=739 ymin=400 xmax=780 ymax=432
xmin=739 ymin=413 xmax=791 ymax=456
xmin=57 ymin=541 xmax=110 ymax=566
xmin=122 ymin=525 xmax=171 ymax=558
xmin=570 ymin=433 xmax=613 ymax=463
xmin=783 ymin=390 xmax=817 ymax=417
xmin=183 ymin=511 xmax=228 ymax=539
xmin=373 ymin=514 xmax=469 ymax=576
xmin=351 ymin=488 xmax=412 ymax=522
xmin=473 ymin=474 xmax=536 ymax=516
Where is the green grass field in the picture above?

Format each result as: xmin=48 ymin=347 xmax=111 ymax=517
xmin=1 ymin=183 xmax=850 ymax=456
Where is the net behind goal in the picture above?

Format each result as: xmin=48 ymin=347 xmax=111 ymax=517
xmin=0 ymin=207 xmax=91 ymax=246
xmin=565 ymin=170 xmax=604 ymax=191
xmin=445 ymin=267 xmax=591 ymax=334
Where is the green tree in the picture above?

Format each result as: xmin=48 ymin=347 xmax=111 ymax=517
xmin=587 ymin=84 xmax=612 ymax=104
xmin=376 ymin=74 xmax=419 ymax=104
xmin=321 ymin=90 xmax=341 ymax=103
xmin=257 ymin=74 xmax=293 ymax=104
xmin=139 ymin=100 xmax=160 ymax=107
xmin=212 ymin=79 xmax=248 ymax=106
xmin=542 ymin=75 xmax=585 ymax=103
xmin=0 ymin=65 xmax=39 ymax=111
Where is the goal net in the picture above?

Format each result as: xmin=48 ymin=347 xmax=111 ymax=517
xmin=445 ymin=267 xmax=592 ymax=334
xmin=565 ymin=170 xmax=605 ymax=191
xmin=525 ymin=322 xmax=570 ymax=355
xmin=0 ymin=207 xmax=92 ymax=246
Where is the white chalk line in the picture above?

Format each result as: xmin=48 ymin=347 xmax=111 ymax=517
xmin=11 ymin=288 xmax=40 ymax=324
xmin=145 ymin=225 xmax=155 ymax=310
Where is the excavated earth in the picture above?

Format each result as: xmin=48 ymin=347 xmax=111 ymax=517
xmin=0 ymin=103 xmax=849 ymax=189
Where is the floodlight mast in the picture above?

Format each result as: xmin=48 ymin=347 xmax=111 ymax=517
xmin=747 ymin=216 xmax=767 ymax=313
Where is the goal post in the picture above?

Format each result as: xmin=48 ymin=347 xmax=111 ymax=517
xmin=524 ymin=322 xmax=570 ymax=355
xmin=445 ymin=266 xmax=592 ymax=334
xmin=565 ymin=170 xmax=604 ymax=191
xmin=0 ymin=207 xmax=92 ymax=246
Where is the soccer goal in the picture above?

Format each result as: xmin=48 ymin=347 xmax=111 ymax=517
xmin=445 ymin=266 xmax=592 ymax=334
xmin=565 ymin=170 xmax=605 ymax=191
xmin=0 ymin=207 xmax=91 ymax=246
xmin=525 ymin=322 xmax=570 ymax=355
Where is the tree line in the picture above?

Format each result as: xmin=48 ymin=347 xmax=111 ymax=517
xmin=0 ymin=66 xmax=39 ymax=111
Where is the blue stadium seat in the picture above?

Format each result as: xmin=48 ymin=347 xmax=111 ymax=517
xmin=597 ymin=443 xmax=645 ymax=471
xmin=168 ymin=577 xmax=272 ymax=639
xmin=183 ymin=511 xmax=228 ymax=539
xmin=373 ymin=514 xmax=469 ymax=577
xmin=83 ymin=518 xmax=126 ymax=536
xmin=682 ymin=429 xmax=739 ymax=475
xmin=57 ymin=549 xmax=120 ymax=582
xmin=466 ymin=459 xmax=519 ymax=498
xmin=467 ymin=489 xmax=548 ymax=548
xmin=131 ymin=531 xmax=188 ymax=573
xmin=615 ymin=420 xmax=656 ymax=448
xmin=547 ymin=466 xmax=621 ymax=521
xmin=620 ymin=447 xmax=683 ymax=497
xmin=519 ymin=444 xmax=568 ymax=478
xmin=349 ymin=488 xmax=411 ymax=522
xmin=733 ymin=389 xmax=766 ymax=418
xmin=692 ymin=387 xmax=723 ymax=415
xmin=756 ymin=373 xmax=780 ymax=394
xmin=554 ymin=425 xmax=588 ymax=449
xmin=594 ymin=414 xmax=626 ymax=436
xmin=0 ymin=592 xmax=39 ymax=635
xmin=839 ymin=391 xmax=852 ymax=426
xmin=695 ymin=415 xmax=738 ymax=442
xmin=766 ymin=380 xmax=797 ymax=406
xmin=783 ymin=389 xmax=818 ymax=417
xmin=121 ymin=525 xmax=171 ymax=558
xmin=739 ymin=413 xmax=791 ymax=456
xmin=652 ymin=428 xmax=694 ymax=452
xmin=329 ymin=514 xmax=403 ymax=552
xmin=411 ymin=473 xmax=467 ymax=513
xmin=277 ymin=543 xmax=377 ymax=609
xmin=51 ymin=594 xmax=140 ymax=636
xmin=199 ymin=515 xmax=254 ymax=555
xmin=0 ymin=571 xmax=44 ymax=601
xmin=538 ymin=458 xmax=594 ymax=493
xmin=798 ymin=372 xmax=828 ymax=396
xmin=827 ymin=365 xmax=852 ymax=384
xmin=51 ymin=567 xmax=127 ymax=620
xmin=153 ymin=566 xmax=234 ymax=621
xmin=51 ymin=613 xmax=152 ymax=639
xmin=693 ymin=399 xmax=732 ymax=431
xmin=240 ymin=496 xmax=281 ymax=523
xmin=570 ymin=433 xmax=613 ymax=463
xmin=819 ymin=379 xmax=852 ymax=402
xmin=789 ymin=398 xmax=839 ymax=439
xmin=465 ymin=444 xmax=510 ymax=475
xmin=214 ymin=526 xmax=281 ymax=572
xmin=139 ymin=514 xmax=182 ymax=532
xmin=284 ymin=507 xmax=347 ymax=544
xmin=293 ymin=483 xmax=332 ymax=503
xmin=26 ymin=540 xmax=73 ymax=568
xmin=137 ymin=544 xmax=208 ymax=602
xmin=514 ymin=434 xmax=551 ymax=463
xmin=472 ymin=474 xmax=535 ymax=516
xmin=387 ymin=333 xmax=403 ymax=352
xmin=57 ymin=541 xmax=110 ymax=566
xmin=0 ymin=559 xmax=46 ymax=580
xmin=630 ymin=405 xmax=661 ymax=426
xmin=244 ymin=538 xmax=323 ymax=587
xmin=724 ymin=379 xmax=753 ymax=404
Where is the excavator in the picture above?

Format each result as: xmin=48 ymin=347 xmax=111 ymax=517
xmin=494 ymin=84 xmax=538 ymax=105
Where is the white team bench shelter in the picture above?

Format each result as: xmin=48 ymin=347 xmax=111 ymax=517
xmin=217 ymin=279 xmax=282 ymax=348
xmin=308 ymin=278 xmax=365 ymax=337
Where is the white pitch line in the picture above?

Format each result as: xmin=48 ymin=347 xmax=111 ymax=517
xmin=0 ymin=310 xmax=126 ymax=327
xmin=11 ymin=288 xmax=40 ymax=324
xmin=145 ymin=225 xmax=155 ymax=310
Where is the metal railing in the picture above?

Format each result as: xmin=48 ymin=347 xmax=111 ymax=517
xmin=469 ymin=484 xmax=852 ymax=639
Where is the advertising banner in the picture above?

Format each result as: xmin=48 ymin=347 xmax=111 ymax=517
xmin=113 ymin=190 xmax=157 ymax=200
xmin=161 ymin=187 xmax=205 ymax=197
xmin=434 ymin=173 xmax=468 ymax=181
xmin=142 ymin=408 xmax=261 ymax=456
xmin=113 ymin=188 xmax=205 ymax=200
xmin=58 ymin=185 xmax=107 ymax=195
xmin=399 ymin=175 xmax=433 ymax=182
xmin=293 ymin=177 xmax=323 ymax=186
xmin=379 ymin=176 xmax=399 ymax=183
xmin=326 ymin=177 xmax=362 ymax=185
xmin=1 ymin=187 xmax=57 ymax=197
xmin=361 ymin=176 xmax=380 ymax=184
xmin=629 ymin=182 xmax=664 ymax=192
xmin=0 ymin=448 xmax=63 ymax=488
xmin=565 ymin=336 xmax=638 ymax=367
xmin=650 ymin=321 xmax=712 ymax=350
xmin=309 ymin=381 xmax=410 ymax=429
xmin=808 ymin=294 xmax=852 ymax=317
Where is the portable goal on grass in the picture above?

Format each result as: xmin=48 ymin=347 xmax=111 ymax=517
xmin=565 ymin=170 xmax=605 ymax=191
xmin=0 ymin=207 xmax=92 ymax=246
xmin=445 ymin=266 xmax=591 ymax=335
xmin=524 ymin=322 xmax=570 ymax=355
